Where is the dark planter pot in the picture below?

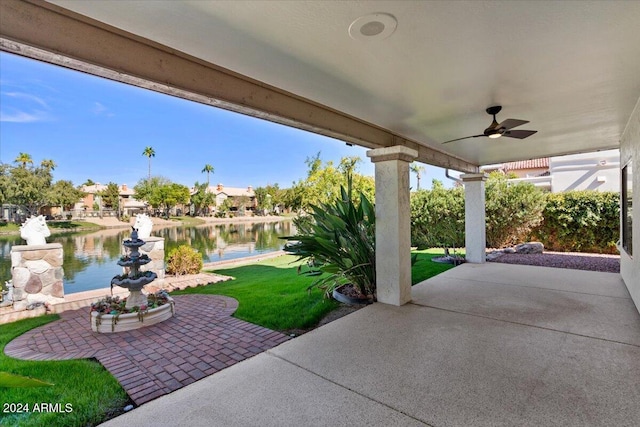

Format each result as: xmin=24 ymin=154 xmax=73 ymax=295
xmin=332 ymin=284 xmax=373 ymax=305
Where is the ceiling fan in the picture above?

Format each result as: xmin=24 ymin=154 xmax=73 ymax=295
xmin=441 ymin=106 xmax=537 ymax=144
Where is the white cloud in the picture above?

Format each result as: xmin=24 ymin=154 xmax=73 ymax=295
xmin=0 ymin=90 xmax=53 ymax=122
xmin=0 ymin=110 xmax=41 ymax=123
xmin=92 ymin=102 xmax=106 ymax=114
xmin=3 ymin=92 xmax=49 ymax=109
xmin=91 ymin=102 xmax=114 ymax=116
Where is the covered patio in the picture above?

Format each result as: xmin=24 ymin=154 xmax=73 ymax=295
xmin=100 ymin=263 xmax=640 ymax=426
xmin=1 ymin=0 xmax=637 ymax=312
xmin=1 ymin=1 xmax=639 ymax=425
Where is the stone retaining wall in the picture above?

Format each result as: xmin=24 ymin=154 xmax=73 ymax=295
xmin=9 ymin=243 xmax=65 ymax=310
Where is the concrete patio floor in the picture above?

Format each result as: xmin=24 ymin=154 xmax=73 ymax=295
xmin=101 ymin=263 xmax=640 ymax=427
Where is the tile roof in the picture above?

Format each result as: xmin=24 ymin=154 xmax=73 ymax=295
xmin=81 ymin=184 xmax=134 ymax=195
xmin=209 ymin=185 xmax=255 ymax=197
xmin=503 ymin=158 xmax=549 ymax=171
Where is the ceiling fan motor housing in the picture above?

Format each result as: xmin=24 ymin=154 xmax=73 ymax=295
xmin=485 ymin=106 xmax=504 ymax=136
xmin=486 ymin=106 xmax=502 ymax=115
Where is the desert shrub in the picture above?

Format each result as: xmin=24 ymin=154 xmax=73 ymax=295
xmin=282 ymin=179 xmax=376 ymax=299
xmin=485 ymin=172 xmax=547 ymax=248
xmin=166 ymin=245 xmax=203 ymax=275
xmin=531 ymin=191 xmax=619 ymax=253
xmin=410 ymin=180 xmax=465 ymax=251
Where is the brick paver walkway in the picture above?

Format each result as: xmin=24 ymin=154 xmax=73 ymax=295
xmin=4 ymin=295 xmax=290 ymax=405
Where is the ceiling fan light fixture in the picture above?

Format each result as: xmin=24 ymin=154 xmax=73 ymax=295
xmin=440 ymin=106 xmax=536 ymax=144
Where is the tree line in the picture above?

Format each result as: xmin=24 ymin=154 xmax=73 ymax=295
xmin=1 ymin=148 xmax=376 ymax=220
xmin=0 ymin=153 xmax=85 ymax=217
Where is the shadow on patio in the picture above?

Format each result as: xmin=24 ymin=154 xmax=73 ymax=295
xmin=101 ymin=263 xmax=640 ymax=426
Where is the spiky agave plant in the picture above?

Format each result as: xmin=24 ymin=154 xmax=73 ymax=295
xmin=283 ymin=177 xmax=376 ymax=299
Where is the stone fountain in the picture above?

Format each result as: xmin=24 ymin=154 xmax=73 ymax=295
xmin=91 ymin=227 xmax=174 ymax=333
xmin=112 ymin=227 xmax=156 ymax=309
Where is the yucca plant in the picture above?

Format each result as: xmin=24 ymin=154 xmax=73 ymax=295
xmin=283 ymin=178 xmax=376 ymax=299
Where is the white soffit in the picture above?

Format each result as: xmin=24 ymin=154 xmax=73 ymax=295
xmin=48 ymin=0 xmax=640 ymax=166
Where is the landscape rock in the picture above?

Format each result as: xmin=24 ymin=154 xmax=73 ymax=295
xmin=515 ymin=242 xmax=544 ymax=254
xmin=44 ymin=251 xmax=63 ymax=267
xmin=486 ymin=252 xmax=504 ymax=261
xmin=12 ymin=288 xmax=24 ymax=301
xmin=24 ymin=274 xmax=43 ymax=294
xmin=37 ymin=269 xmax=56 ymax=287
xmin=503 ymin=247 xmax=516 ymax=254
xmin=22 ymin=249 xmax=46 ymax=261
xmin=11 ymin=267 xmax=30 ymax=288
xmin=11 ymin=251 xmax=22 ymax=266
xmin=12 ymin=300 xmax=28 ymax=311
xmin=24 ymin=260 xmax=50 ymax=274
xmin=51 ymin=281 xmax=65 ymax=298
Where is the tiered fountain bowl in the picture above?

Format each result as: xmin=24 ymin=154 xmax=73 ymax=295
xmin=91 ymin=228 xmax=174 ymax=333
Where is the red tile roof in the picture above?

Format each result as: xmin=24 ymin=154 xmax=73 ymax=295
xmin=504 ymin=158 xmax=549 ymax=171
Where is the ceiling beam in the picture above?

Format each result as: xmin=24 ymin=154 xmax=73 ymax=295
xmin=0 ymin=0 xmax=477 ymax=173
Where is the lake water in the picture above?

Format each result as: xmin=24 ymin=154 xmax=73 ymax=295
xmin=0 ymin=220 xmax=295 ymax=294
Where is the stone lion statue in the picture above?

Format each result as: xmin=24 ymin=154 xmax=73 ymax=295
xmin=19 ymin=215 xmax=51 ymax=246
xmin=134 ymin=213 xmax=153 ymax=239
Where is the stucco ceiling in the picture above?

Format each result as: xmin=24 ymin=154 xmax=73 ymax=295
xmin=48 ymin=0 xmax=640 ymax=167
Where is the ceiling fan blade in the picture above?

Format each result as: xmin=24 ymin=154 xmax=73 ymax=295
xmin=498 ymin=119 xmax=529 ymax=130
xmin=503 ymin=130 xmax=537 ymax=139
xmin=441 ymin=134 xmax=485 ymax=144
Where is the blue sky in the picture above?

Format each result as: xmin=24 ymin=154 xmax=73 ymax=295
xmin=0 ymin=52 xmax=452 ymax=190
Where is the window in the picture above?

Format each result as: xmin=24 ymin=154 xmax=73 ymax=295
xmin=622 ymin=161 xmax=633 ymax=257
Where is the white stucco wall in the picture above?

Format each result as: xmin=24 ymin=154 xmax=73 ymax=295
xmin=620 ymin=98 xmax=640 ymax=313
xmin=550 ymin=149 xmax=621 ymax=192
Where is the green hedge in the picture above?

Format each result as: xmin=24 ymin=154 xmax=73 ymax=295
xmin=531 ymin=191 xmax=619 ymax=254
xmin=411 ymin=179 xmax=620 ymax=254
xmin=410 ymin=175 xmax=546 ymax=250
xmin=485 ymin=174 xmax=547 ymax=248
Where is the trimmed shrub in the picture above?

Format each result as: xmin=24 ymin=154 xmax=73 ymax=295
xmin=166 ymin=245 xmax=203 ymax=275
xmin=531 ymin=191 xmax=619 ymax=253
xmin=410 ymin=180 xmax=465 ymax=251
xmin=410 ymin=175 xmax=546 ymax=250
xmin=485 ymin=173 xmax=547 ymax=248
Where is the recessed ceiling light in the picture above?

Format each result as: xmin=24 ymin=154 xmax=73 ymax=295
xmin=348 ymin=13 xmax=397 ymax=41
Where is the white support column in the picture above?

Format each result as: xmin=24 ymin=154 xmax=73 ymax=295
xmin=367 ymin=146 xmax=418 ymax=306
xmin=461 ymin=173 xmax=487 ymax=264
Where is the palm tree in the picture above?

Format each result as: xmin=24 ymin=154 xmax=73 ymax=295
xmin=142 ymin=146 xmax=155 ymax=180
xmin=201 ymin=164 xmax=214 ymax=186
xmin=40 ymin=159 xmax=57 ymax=171
xmin=410 ymin=163 xmax=425 ymax=191
xmin=14 ymin=152 xmax=33 ymax=168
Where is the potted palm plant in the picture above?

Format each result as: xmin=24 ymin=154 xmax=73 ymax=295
xmin=283 ymin=178 xmax=376 ymax=303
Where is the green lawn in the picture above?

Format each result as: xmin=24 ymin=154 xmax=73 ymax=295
xmin=0 ymin=220 xmax=101 ymax=235
xmin=411 ymin=248 xmax=459 ymax=284
xmin=47 ymin=220 xmax=102 ymax=231
xmin=170 ymin=216 xmax=205 ymax=226
xmin=173 ymin=255 xmax=341 ymax=331
xmin=0 ymin=316 xmax=129 ymax=427
xmin=173 ymin=250 xmax=456 ymax=331
xmin=0 ymin=221 xmax=20 ymax=233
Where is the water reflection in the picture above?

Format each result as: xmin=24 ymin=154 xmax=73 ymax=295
xmin=0 ymin=220 xmax=294 ymax=294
